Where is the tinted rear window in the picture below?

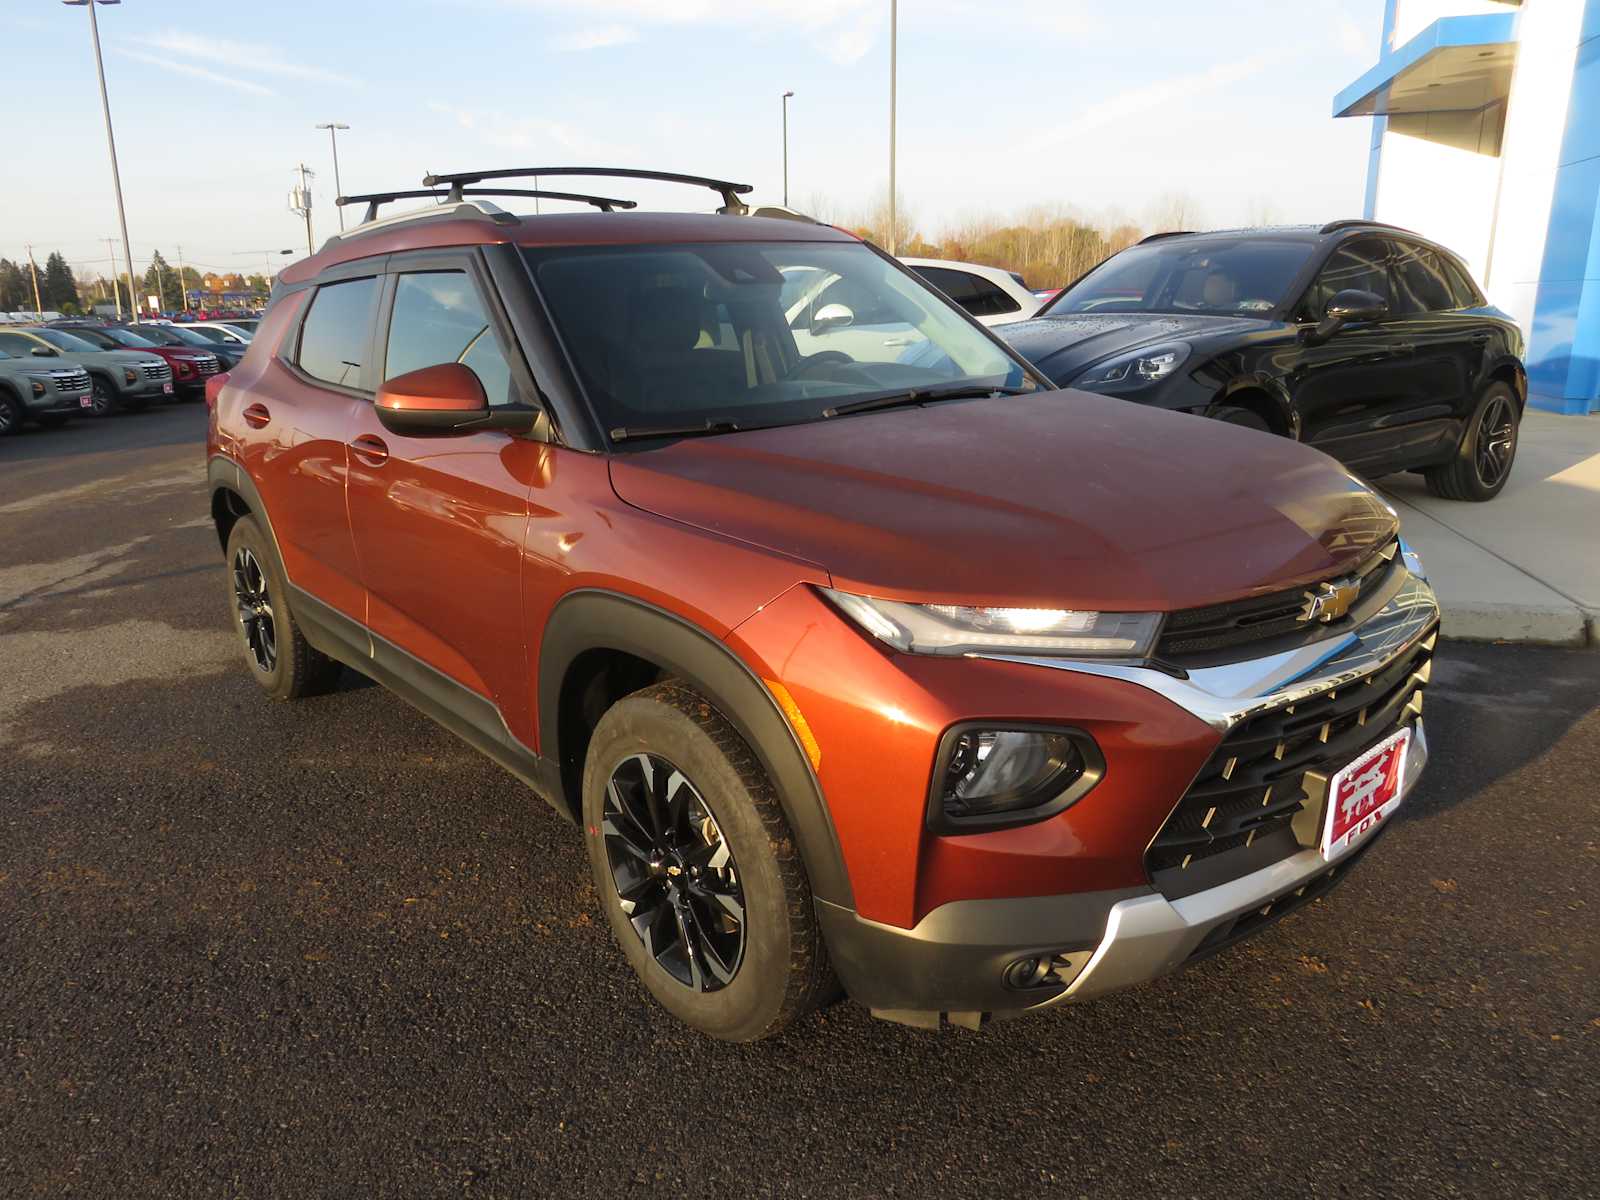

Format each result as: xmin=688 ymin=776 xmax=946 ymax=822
xmin=297 ymin=277 xmax=378 ymax=389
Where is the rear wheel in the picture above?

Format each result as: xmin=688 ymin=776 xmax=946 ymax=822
xmin=1425 ymin=381 xmax=1519 ymax=501
xmin=582 ymin=682 xmax=833 ymax=1041
xmin=224 ymin=516 xmax=341 ymax=700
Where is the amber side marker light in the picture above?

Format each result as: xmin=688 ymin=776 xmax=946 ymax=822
xmin=765 ymin=679 xmax=822 ymax=771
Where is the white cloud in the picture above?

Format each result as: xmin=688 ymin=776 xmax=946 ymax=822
xmin=551 ymin=24 xmax=640 ymax=51
xmin=502 ymin=0 xmax=888 ymax=61
xmin=114 ymin=49 xmax=275 ymax=97
xmin=124 ymin=30 xmax=358 ymax=88
xmin=1018 ymin=50 xmax=1284 ymax=155
xmin=429 ymin=102 xmax=635 ymax=162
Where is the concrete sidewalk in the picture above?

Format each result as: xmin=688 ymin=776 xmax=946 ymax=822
xmin=1378 ymin=410 xmax=1599 ymax=647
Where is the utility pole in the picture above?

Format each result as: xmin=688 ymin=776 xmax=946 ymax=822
xmin=290 ymin=163 xmax=316 ymax=256
xmin=66 ymin=0 xmax=139 ymax=323
xmin=103 ymin=237 xmax=123 ymax=317
xmin=176 ymin=244 xmax=191 ymax=312
xmin=781 ymin=91 xmax=794 ymax=207
xmin=24 ymin=244 xmax=42 ymax=313
xmin=888 ymin=0 xmax=898 ymax=255
xmin=316 ymin=123 xmax=350 ymax=231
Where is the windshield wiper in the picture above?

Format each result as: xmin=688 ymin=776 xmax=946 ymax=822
xmin=608 ymin=419 xmax=746 ymax=443
xmin=821 ymin=383 xmax=1032 ymax=419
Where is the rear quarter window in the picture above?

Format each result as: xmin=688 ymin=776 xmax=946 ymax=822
xmin=295 ymin=277 xmax=378 ymax=389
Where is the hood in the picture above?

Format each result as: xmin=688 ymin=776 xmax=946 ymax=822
xmin=86 ymin=349 xmax=166 ymax=366
xmin=999 ymin=312 xmax=1273 ymax=384
xmin=608 ymin=390 xmax=1397 ymax=613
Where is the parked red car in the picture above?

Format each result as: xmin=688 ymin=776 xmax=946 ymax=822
xmin=207 ymin=168 xmax=1439 ymax=1040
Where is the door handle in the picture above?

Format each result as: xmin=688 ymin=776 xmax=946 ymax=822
xmin=349 ymin=433 xmax=390 ymax=467
xmin=241 ymin=402 xmax=271 ymax=429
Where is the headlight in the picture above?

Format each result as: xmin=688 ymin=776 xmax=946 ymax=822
xmin=1072 ymin=341 xmax=1191 ymax=390
xmin=822 ymin=589 xmax=1161 ymax=657
xmin=931 ymin=723 xmax=1104 ymax=831
xmin=124 ymin=367 xmax=138 ymax=384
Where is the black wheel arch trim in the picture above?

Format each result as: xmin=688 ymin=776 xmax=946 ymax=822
xmin=1212 ymin=375 xmax=1299 ymax=439
xmin=208 ymin=454 xmax=286 ymax=563
xmin=538 ymin=588 xmax=855 ymax=908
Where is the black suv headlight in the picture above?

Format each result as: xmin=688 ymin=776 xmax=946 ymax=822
xmin=929 ymin=723 xmax=1104 ymax=833
xmin=1072 ymin=341 xmax=1191 ymax=392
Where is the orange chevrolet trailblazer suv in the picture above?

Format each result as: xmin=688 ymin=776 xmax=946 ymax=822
xmin=207 ymin=167 xmax=1439 ymax=1041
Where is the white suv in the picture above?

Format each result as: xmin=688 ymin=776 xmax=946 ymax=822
xmin=901 ymin=258 xmax=1044 ymax=326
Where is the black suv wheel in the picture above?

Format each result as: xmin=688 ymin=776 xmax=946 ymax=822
xmin=582 ymin=682 xmax=834 ymax=1041
xmin=224 ymin=517 xmax=342 ymax=700
xmin=1425 ymin=381 xmax=1520 ymax=502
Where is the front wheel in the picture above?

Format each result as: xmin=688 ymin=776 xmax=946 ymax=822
xmin=582 ymin=682 xmax=834 ymax=1041
xmin=0 ymin=392 xmax=20 ymax=437
xmin=1425 ymin=381 xmax=1520 ymax=501
xmin=89 ymin=377 xmax=118 ymax=417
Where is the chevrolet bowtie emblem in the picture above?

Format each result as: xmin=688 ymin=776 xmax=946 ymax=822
xmin=1302 ymin=578 xmax=1360 ymax=624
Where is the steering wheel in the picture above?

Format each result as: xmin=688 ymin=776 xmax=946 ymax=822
xmin=792 ymin=351 xmax=854 ymax=379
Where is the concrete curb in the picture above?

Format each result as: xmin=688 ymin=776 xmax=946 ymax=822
xmin=1436 ymin=602 xmax=1592 ymax=647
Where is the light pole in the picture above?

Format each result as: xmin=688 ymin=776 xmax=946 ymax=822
xmin=65 ymin=0 xmax=138 ymax=322
xmin=781 ymin=91 xmax=794 ymax=207
xmin=290 ymin=163 xmax=316 ymax=255
xmin=888 ymin=0 xmax=898 ymax=255
xmin=315 ymin=122 xmax=350 ymax=230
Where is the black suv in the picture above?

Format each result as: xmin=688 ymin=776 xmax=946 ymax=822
xmin=999 ymin=221 xmax=1527 ymax=501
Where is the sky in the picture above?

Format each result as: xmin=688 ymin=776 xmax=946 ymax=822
xmin=1 ymin=0 xmax=1385 ymax=287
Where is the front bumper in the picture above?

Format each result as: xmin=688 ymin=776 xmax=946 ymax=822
xmin=25 ymin=389 xmax=91 ymax=417
xmin=818 ymin=567 xmax=1438 ymax=1029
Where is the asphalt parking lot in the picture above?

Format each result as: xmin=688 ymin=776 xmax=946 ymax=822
xmin=2 ymin=405 xmax=1597 ymax=1199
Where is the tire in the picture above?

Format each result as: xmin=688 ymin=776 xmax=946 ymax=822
xmin=0 ymin=390 xmax=20 ymax=437
xmin=582 ymin=682 xmax=834 ymax=1041
xmin=88 ymin=376 xmax=118 ymax=417
xmin=1209 ymin=404 xmax=1273 ymax=433
xmin=1424 ymin=381 xmax=1520 ymax=502
xmin=223 ymin=516 xmax=342 ymax=701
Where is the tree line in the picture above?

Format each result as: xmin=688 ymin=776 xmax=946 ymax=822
xmin=0 ymin=249 xmax=269 ymax=314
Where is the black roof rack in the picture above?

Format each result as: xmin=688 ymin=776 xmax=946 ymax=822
xmin=1318 ymin=219 xmax=1418 ymax=237
xmin=1137 ymin=230 xmax=1194 ymax=244
xmin=337 ymin=188 xmax=637 ymax=223
xmin=419 ymin=167 xmax=754 ymax=214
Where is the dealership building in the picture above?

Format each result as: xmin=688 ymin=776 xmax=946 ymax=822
xmin=1336 ymin=0 xmax=1600 ymax=413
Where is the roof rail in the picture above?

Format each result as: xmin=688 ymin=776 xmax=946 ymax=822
xmin=420 ymin=167 xmax=754 ymax=214
xmin=1318 ymin=218 xmax=1418 ymax=236
xmin=317 ymin=198 xmax=519 ymax=253
xmin=1137 ymin=230 xmax=1194 ymax=244
xmin=338 ymin=187 xmax=638 ymax=223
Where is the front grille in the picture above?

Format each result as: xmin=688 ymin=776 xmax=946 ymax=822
xmin=1157 ymin=539 xmax=1401 ymax=664
xmin=142 ymin=362 xmax=172 ymax=382
xmin=196 ymin=357 xmax=220 ymax=375
xmin=54 ymin=371 xmax=89 ymax=392
xmin=1146 ymin=627 xmax=1434 ymax=898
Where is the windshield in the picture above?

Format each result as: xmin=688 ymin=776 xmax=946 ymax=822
xmin=102 ymin=327 xmax=160 ymax=348
xmin=33 ymin=329 xmax=101 ymax=353
xmin=127 ymin=325 xmax=184 ymax=346
xmin=1043 ymin=238 xmax=1317 ymax=317
xmin=164 ymin=325 xmax=213 ymax=346
xmin=525 ymin=240 xmax=1031 ymax=439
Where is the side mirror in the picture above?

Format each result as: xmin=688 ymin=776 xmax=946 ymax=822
xmin=374 ymin=362 xmax=536 ymax=435
xmin=1308 ymin=288 xmax=1387 ymax=344
xmin=31 ymin=346 xmax=56 ymax=357
xmin=811 ymin=302 xmax=855 ymax=333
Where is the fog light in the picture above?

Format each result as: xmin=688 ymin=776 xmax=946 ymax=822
xmin=31 ymin=379 xmax=46 ymax=397
xmin=1004 ymin=951 xmax=1087 ymax=991
xmin=929 ymin=724 xmax=1103 ymax=832
xmin=124 ymin=367 xmax=138 ymax=385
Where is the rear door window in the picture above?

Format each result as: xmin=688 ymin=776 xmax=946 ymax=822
xmin=1439 ymin=254 xmax=1483 ymax=308
xmin=384 ymin=271 xmax=516 ymax=406
xmin=1390 ymin=243 xmax=1457 ymax=314
xmin=296 ymin=276 xmax=378 ymax=389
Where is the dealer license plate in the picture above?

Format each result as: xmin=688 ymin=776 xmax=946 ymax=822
xmin=1321 ymin=726 xmax=1411 ymax=862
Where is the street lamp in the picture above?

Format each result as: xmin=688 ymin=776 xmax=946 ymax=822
xmin=64 ymin=0 xmax=139 ymax=322
xmin=781 ymin=91 xmax=794 ymax=207
xmin=315 ymin=122 xmax=350 ymax=230
xmin=888 ymin=0 xmax=898 ymax=255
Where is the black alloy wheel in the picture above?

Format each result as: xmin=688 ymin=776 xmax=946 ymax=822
xmin=601 ymin=752 xmax=746 ymax=992
xmin=231 ymin=546 xmax=277 ymax=673
xmin=0 ymin=393 xmax=18 ymax=437
xmin=1474 ymin=390 xmax=1517 ymax=489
